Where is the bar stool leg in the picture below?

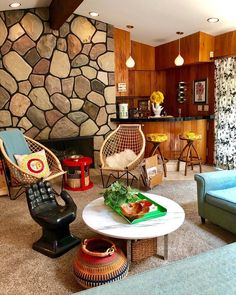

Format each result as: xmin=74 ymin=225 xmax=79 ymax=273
xmin=157 ymin=146 xmax=167 ymax=177
xmin=184 ymin=142 xmax=192 ymax=176
xmin=192 ymin=144 xmax=202 ymax=173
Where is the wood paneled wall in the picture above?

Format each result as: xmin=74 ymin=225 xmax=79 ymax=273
xmin=215 ymin=30 xmax=236 ymax=57
xmin=114 ymin=28 xmax=130 ymax=96
xmin=130 ymin=41 xmax=155 ymax=71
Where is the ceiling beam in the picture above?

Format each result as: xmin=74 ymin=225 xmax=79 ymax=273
xmin=49 ymin=0 xmax=84 ymax=30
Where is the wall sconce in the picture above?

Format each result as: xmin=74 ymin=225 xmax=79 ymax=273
xmin=126 ymin=25 xmax=135 ymax=68
xmin=174 ymin=32 xmax=184 ymax=66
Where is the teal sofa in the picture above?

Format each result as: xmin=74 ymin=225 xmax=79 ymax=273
xmin=195 ymin=170 xmax=236 ymax=234
xmin=75 ymin=242 xmax=236 ymax=295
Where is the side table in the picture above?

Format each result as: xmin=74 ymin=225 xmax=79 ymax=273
xmin=63 ymin=156 xmax=93 ymax=191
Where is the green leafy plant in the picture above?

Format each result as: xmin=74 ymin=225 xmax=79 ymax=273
xmin=102 ymin=181 xmax=139 ymax=208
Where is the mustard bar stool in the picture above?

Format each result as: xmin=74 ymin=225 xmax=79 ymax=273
xmin=177 ymin=131 xmax=202 ymax=176
xmin=146 ymin=133 xmax=168 ymax=177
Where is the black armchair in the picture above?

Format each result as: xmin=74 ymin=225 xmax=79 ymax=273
xmin=26 ymin=180 xmax=80 ymax=258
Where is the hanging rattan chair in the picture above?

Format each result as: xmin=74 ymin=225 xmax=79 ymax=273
xmin=0 ymin=130 xmax=65 ymax=200
xmin=100 ymin=124 xmax=146 ymax=187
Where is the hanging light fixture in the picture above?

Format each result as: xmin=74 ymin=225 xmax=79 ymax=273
xmin=126 ymin=25 xmax=135 ymax=68
xmin=174 ymin=31 xmax=184 ymax=66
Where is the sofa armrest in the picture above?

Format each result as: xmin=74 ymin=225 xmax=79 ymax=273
xmin=194 ymin=170 xmax=236 ymax=217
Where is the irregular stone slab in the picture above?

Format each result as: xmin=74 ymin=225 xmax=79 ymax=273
xmin=82 ymin=44 xmax=92 ymax=55
xmin=0 ymin=87 xmax=10 ymax=108
xmin=89 ymin=60 xmax=99 ymax=70
xmin=29 ymin=74 xmax=45 ymax=87
xmin=0 ymin=18 xmax=7 ymax=46
xmin=21 ymin=13 xmax=43 ymax=41
xmin=50 ymin=50 xmax=70 ymax=78
xmin=106 ymin=104 xmax=116 ymax=114
xmin=29 ymin=87 xmax=53 ymax=111
xmin=8 ymin=23 xmax=24 ymax=42
xmin=35 ymin=8 xmax=49 ymax=21
xmin=44 ymin=22 xmax=53 ymax=34
xmin=24 ymin=127 xmax=40 ymax=139
xmin=96 ymin=107 xmax=107 ymax=126
xmin=67 ymin=34 xmax=82 ymax=59
xmin=70 ymin=68 xmax=82 ymax=76
xmin=90 ymin=44 xmax=106 ymax=60
xmin=74 ymin=76 xmax=91 ymax=98
xmin=92 ymin=31 xmax=106 ymax=43
xmin=107 ymin=37 xmax=114 ymax=51
xmin=18 ymin=117 xmax=32 ymax=130
xmin=91 ymin=79 xmax=105 ymax=95
xmin=19 ymin=81 xmax=31 ymax=95
xmin=45 ymin=75 xmax=61 ymax=95
xmin=72 ymin=54 xmax=89 ymax=67
xmin=87 ymin=91 xmax=105 ymax=106
xmin=45 ymin=110 xmax=63 ymax=127
xmin=50 ymin=93 xmax=70 ymax=114
xmin=60 ymin=22 xmax=70 ymax=38
xmin=96 ymin=21 xmax=107 ymax=31
xmin=24 ymin=48 xmax=41 ymax=67
xmin=1 ymin=40 xmax=12 ymax=55
xmin=0 ymin=69 xmax=17 ymax=94
xmin=12 ymin=117 xmax=19 ymax=127
xmin=62 ymin=78 xmax=74 ymax=97
xmin=5 ymin=10 xmax=24 ymax=27
xmin=108 ymin=114 xmax=117 ymax=130
xmin=71 ymin=16 xmax=95 ymax=43
xmin=36 ymin=127 xmax=51 ymax=140
xmin=57 ymin=38 xmax=67 ymax=52
xmin=98 ymin=52 xmax=115 ymax=71
xmin=37 ymin=34 xmax=56 ymax=58
xmin=97 ymin=125 xmax=110 ymax=135
xmin=71 ymin=98 xmax=84 ymax=111
xmin=10 ymin=93 xmax=31 ymax=116
xmin=33 ymin=59 xmax=50 ymax=74
xmin=50 ymin=117 xmax=79 ymax=138
xmin=94 ymin=135 xmax=104 ymax=150
xmin=81 ymin=66 xmax=97 ymax=79
xmin=108 ymin=73 xmax=115 ymax=85
xmin=97 ymin=71 xmax=108 ymax=85
xmin=3 ymin=51 xmax=32 ymax=81
xmin=107 ymin=24 xmax=114 ymax=38
xmin=104 ymin=86 xmax=116 ymax=104
xmin=27 ymin=106 xmax=47 ymax=129
xmin=67 ymin=14 xmax=74 ymax=23
xmin=83 ymin=100 xmax=99 ymax=119
xmin=13 ymin=35 xmax=35 ymax=55
xmin=68 ymin=111 xmax=88 ymax=125
xmin=0 ymin=111 xmax=11 ymax=127
xmin=80 ymin=119 xmax=99 ymax=136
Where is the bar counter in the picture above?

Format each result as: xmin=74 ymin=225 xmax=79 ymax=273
xmin=111 ymin=115 xmax=214 ymax=163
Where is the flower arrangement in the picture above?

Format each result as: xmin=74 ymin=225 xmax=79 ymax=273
xmin=150 ymin=91 xmax=164 ymax=105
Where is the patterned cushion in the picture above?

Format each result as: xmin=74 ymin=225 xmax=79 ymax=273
xmin=14 ymin=150 xmax=51 ymax=178
xmin=146 ymin=133 xmax=168 ymax=142
xmin=182 ymin=131 xmax=201 ymax=141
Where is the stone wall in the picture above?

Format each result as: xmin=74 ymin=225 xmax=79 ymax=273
xmin=0 ymin=8 xmax=116 ymax=166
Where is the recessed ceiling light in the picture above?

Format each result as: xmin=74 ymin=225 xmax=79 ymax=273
xmin=89 ymin=11 xmax=99 ymax=17
xmin=9 ymin=2 xmax=21 ymax=8
xmin=126 ymin=25 xmax=134 ymax=29
xmin=207 ymin=17 xmax=219 ymax=23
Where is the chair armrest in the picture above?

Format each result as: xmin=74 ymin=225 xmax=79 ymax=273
xmin=194 ymin=170 xmax=236 ymax=217
xmin=60 ymin=190 xmax=77 ymax=210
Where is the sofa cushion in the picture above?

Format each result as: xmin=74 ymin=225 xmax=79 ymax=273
xmin=206 ymin=187 xmax=236 ymax=215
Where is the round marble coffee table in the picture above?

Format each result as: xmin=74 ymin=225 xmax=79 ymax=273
xmin=82 ymin=193 xmax=185 ymax=263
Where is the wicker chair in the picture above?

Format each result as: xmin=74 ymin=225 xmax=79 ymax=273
xmin=100 ymin=124 xmax=146 ymax=187
xmin=0 ymin=130 xmax=65 ymax=200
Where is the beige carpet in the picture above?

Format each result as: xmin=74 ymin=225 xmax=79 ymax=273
xmin=0 ymin=168 xmax=235 ymax=295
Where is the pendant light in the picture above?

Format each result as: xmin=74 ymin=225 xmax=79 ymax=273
xmin=174 ymin=31 xmax=184 ymax=66
xmin=126 ymin=25 xmax=135 ymax=68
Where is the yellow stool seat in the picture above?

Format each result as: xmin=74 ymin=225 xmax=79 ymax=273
xmin=177 ymin=131 xmax=202 ymax=176
xmin=146 ymin=133 xmax=168 ymax=143
xmin=146 ymin=133 xmax=168 ymax=177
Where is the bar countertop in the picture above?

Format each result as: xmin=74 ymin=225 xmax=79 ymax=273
xmin=111 ymin=115 xmax=214 ymax=123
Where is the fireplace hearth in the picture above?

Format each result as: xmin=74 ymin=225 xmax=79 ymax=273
xmin=39 ymin=136 xmax=94 ymax=167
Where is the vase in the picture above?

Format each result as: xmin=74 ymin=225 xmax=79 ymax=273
xmin=73 ymin=237 xmax=129 ymax=288
xmin=151 ymin=103 xmax=163 ymax=117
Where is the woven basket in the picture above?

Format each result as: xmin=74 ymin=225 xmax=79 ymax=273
xmin=73 ymin=237 xmax=129 ymax=288
xmin=131 ymin=238 xmax=157 ymax=262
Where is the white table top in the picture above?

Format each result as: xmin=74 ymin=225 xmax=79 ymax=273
xmin=82 ymin=193 xmax=185 ymax=240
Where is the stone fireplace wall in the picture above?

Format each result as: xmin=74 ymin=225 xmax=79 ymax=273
xmin=0 ymin=8 xmax=116 ymax=166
